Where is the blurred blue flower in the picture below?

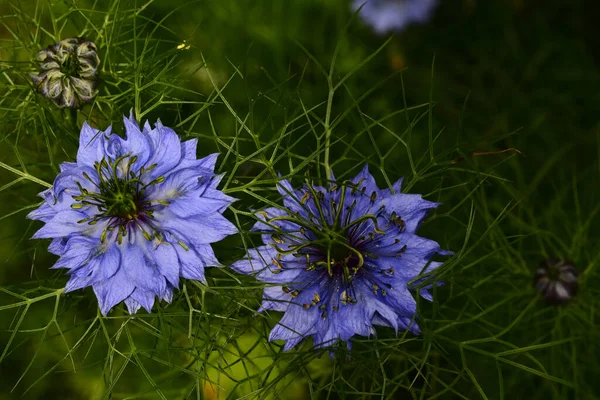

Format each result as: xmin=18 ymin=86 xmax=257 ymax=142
xmin=28 ymin=115 xmax=237 ymax=315
xmin=232 ymin=165 xmax=450 ymax=350
xmin=352 ymin=0 xmax=438 ymax=34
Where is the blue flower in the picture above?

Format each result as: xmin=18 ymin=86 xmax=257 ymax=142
xmin=352 ymin=0 xmax=438 ymax=34
xmin=28 ymin=115 xmax=237 ymax=315
xmin=231 ymin=165 xmax=451 ymax=350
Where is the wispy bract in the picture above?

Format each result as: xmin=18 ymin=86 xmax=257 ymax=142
xmin=352 ymin=0 xmax=438 ymax=34
xmin=28 ymin=115 xmax=237 ymax=315
xmin=232 ymin=166 xmax=450 ymax=350
xmin=31 ymin=37 xmax=99 ymax=108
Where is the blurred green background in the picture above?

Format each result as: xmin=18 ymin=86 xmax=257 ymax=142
xmin=1 ymin=0 xmax=599 ymax=398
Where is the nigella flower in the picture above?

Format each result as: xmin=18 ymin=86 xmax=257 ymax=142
xmin=31 ymin=37 xmax=99 ymax=108
xmin=232 ymin=166 xmax=451 ymax=350
xmin=352 ymin=0 xmax=438 ymax=34
xmin=534 ymin=258 xmax=578 ymax=305
xmin=28 ymin=115 xmax=237 ymax=315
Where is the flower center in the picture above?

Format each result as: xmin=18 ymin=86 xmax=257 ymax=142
xmin=269 ymin=182 xmax=388 ymax=283
xmin=546 ymin=265 xmax=560 ymax=281
xmin=71 ymin=153 xmax=164 ymax=244
xmin=315 ymin=227 xmax=365 ymax=281
xmin=102 ymin=179 xmax=140 ymax=219
xmin=61 ymin=53 xmax=79 ymax=77
xmin=328 ymin=237 xmax=351 ymax=262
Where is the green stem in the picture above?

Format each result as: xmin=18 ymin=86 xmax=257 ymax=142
xmin=70 ymin=107 xmax=78 ymax=130
xmin=323 ymin=81 xmax=334 ymax=180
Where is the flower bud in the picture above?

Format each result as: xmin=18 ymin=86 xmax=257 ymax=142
xmin=31 ymin=37 xmax=99 ymax=108
xmin=534 ymin=258 xmax=578 ymax=305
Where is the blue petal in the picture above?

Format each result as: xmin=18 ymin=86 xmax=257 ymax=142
xmin=151 ymin=242 xmax=180 ymax=287
xmin=374 ymin=286 xmax=417 ymax=326
xmin=101 ymin=130 xmax=124 ymax=160
xmin=129 ymin=288 xmax=156 ymax=313
xmin=157 ymin=212 xmax=238 ymax=245
xmin=349 ymin=164 xmax=380 ymax=197
xmin=190 ymin=243 xmax=221 ymax=267
xmin=366 ymin=234 xmax=444 ymax=277
xmin=64 ymin=244 xmax=120 ymax=292
xmin=417 ymin=273 xmax=444 ymax=301
xmin=269 ymin=303 xmax=319 ymax=351
xmin=93 ymin=268 xmax=136 ymax=315
xmin=48 ymin=238 xmax=68 ymax=255
xmin=251 ymin=206 xmax=302 ymax=234
xmin=142 ymin=120 xmax=152 ymax=135
xmin=276 ymin=179 xmax=306 ymax=214
xmin=181 ymin=139 xmax=198 ymax=159
xmin=59 ymin=162 xmax=78 ymax=172
xmin=146 ymin=167 xmax=213 ymax=201
xmin=65 ymin=275 xmax=94 ymax=293
xmin=122 ymin=115 xmax=152 ymax=170
xmin=162 ymin=286 xmax=175 ymax=303
xmin=380 ymin=194 xmax=439 ymax=232
xmin=175 ymin=244 xmax=207 ymax=282
xmin=27 ymin=202 xmax=57 ymax=222
xmin=167 ymin=187 xmax=235 ymax=218
xmin=53 ymin=165 xmax=98 ymax=198
xmin=276 ymin=178 xmax=295 ymax=199
xmin=124 ymin=297 xmax=142 ymax=314
xmin=120 ymin=242 xmax=166 ymax=295
xmin=94 ymin=246 xmax=121 ymax=280
xmin=32 ymin=209 xmax=91 ymax=239
xmin=145 ymin=120 xmax=183 ymax=178
xmin=58 ymin=235 xmax=98 ymax=264
xmin=230 ymin=246 xmax=305 ymax=284
xmin=208 ymin=173 xmax=225 ymax=190
xmin=381 ymin=177 xmax=404 ymax=197
xmin=196 ymin=153 xmax=219 ymax=172
xmin=259 ymin=286 xmax=291 ymax=312
xmin=77 ymin=122 xmax=103 ymax=166
xmin=52 ymin=246 xmax=90 ymax=272
xmin=298 ymin=278 xmax=373 ymax=348
xmin=398 ymin=317 xmax=422 ymax=335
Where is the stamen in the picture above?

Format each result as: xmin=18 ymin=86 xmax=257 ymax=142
xmin=300 ymin=192 xmax=310 ymax=204
xmin=271 ymin=257 xmax=282 ymax=269
xmin=271 ymin=234 xmax=284 ymax=244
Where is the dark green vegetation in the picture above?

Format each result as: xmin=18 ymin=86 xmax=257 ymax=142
xmin=1 ymin=0 xmax=599 ymax=398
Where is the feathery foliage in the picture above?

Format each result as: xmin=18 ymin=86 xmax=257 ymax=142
xmin=1 ymin=0 xmax=599 ymax=399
